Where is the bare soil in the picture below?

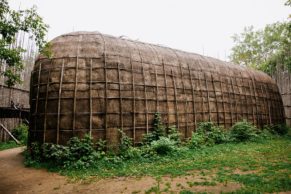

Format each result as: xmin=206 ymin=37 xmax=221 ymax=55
xmin=0 ymin=147 xmax=243 ymax=194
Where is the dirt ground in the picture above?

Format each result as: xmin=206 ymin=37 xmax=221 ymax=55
xmin=0 ymin=147 xmax=244 ymax=194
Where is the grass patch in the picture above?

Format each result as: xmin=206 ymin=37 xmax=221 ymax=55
xmin=0 ymin=124 xmax=28 ymax=151
xmin=26 ymin=137 xmax=291 ymax=193
xmin=0 ymin=141 xmax=21 ymax=151
xmin=24 ymin=120 xmax=291 ymax=193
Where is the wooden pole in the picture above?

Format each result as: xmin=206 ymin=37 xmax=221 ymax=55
xmin=0 ymin=123 xmax=21 ymax=145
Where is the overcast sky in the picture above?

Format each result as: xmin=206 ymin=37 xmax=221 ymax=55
xmin=10 ymin=0 xmax=290 ymax=61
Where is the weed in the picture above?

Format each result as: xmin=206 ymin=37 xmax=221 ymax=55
xmin=0 ymin=141 xmax=20 ymax=151
xmin=23 ymin=120 xmax=291 ymax=193
xmin=167 ymin=125 xmax=181 ymax=144
xmin=230 ymin=120 xmax=259 ymax=142
xmin=265 ymin=124 xmax=290 ymax=135
xmin=142 ymin=113 xmax=166 ymax=145
xmin=187 ymin=181 xmax=216 ymax=187
xmin=11 ymin=124 xmax=28 ymax=144
xmin=188 ymin=122 xmax=227 ymax=149
xmin=150 ymin=137 xmax=177 ymax=155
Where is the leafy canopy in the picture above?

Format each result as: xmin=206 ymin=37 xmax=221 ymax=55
xmin=230 ymin=21 xmax=291 ymax=74
xmin=0 ymin=0 xmax=48 ymax=86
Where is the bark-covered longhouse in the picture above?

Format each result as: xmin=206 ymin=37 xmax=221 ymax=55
xmin=29 ymin=31 xmax=285 ymax=146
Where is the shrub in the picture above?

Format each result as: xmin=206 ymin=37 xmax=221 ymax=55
xmin=142 ymin=113 xmax=166 ymax=145
xmin=118 ymin=129 xmax=133 ymax=153
xmin=188 ymin=133 xmax=205 ymax=149
xmin=150 ymin=137 xmax=176 ymax=155
xmin=42 ymin=143 xmax=70 ymax=165
xmin=167 ymin=125 xmax=181 ymax=144
xmin=230 ymin=120 xmax=258 ymax=142
xmin=122 ymin=147 xmax=142 ymax=159
xmin=266 ymin=124 xmax=289 ymax=135
xmin=67 ymin=134 xmax=95 ymax=161
xmin=12 ymin=124 xmax=28 ymax=144
xmin=257 ymin=128 xmax=274 ymax=141
xmin=26 ymin=134 xmax=107 ymax=169
xmin=117 ymin=129 xmax=141 ymax=159
xmin=96 ymin=138 xmax=106 ymax=154
xmin=24 ymin=142 xmax=42 ymax=166
xmin=196 ymin=122 xmax=227 ymax=144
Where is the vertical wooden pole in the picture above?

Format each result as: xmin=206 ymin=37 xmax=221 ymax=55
xmin=204 ymin=73 xmax=211 ymax=121
xmin=89 ymin=59 xmax=93 ymax=136
xmin=98 ymin=33 xmax=108 ymax=139
xmin=198 ymin=74 xmax=204 ymax=122
xmin=247 ymin=79 xmax=256 ymax=124
xmin=34 ymin=62 xmax=42 ymax=139
xmin=211 ymin=75 xmax=219 ymax=125
xmin=235 ymin=76 xmax=243 ymax=121
xmin=263 ymin=84 xmax=272 ymax=124
xmin=260 ymin=84 xmax=268 ymax=125
xmin=135 ymin=43 xmax=149 ymax=134
xmin=117 ymin=58 xmax=124 ymax=130
xmin=72 ymin=56 xmax=78 ymax=133
xmin=131 ymin=56 xmax=136 ymax=142
xmin=162 ymin=59 xmax=170 ymax=128
xmin=73 ymin=35 xmax=83 ymax=133
xmin=155 ymin=66 xmax=159 ymax=113
xmin=239 ymin=72 xmax=251 ymax=122
xmin=219 ymin=77 xmax=226 ymax=128
xmin=230 ymin=77 xmax=238 ymax=123
xmin=187 ymin=63 xmax=197 ymax=130
xmin=250 ymin=77 xmax=259 ymax=125
xmin=170 ymin=49 xmax=189 ymax=135
xmin=171 ymin=69 xmax=179 ymax=129
xmin=57 ymin=60 xmax=64 ymax=144
xmin=142 ymin=65 xmax=149 ymax=133
xmin=196 ymin=59 xmax=205 ymax=122
xmin=43 ymin=69 xmax=51 ymax=143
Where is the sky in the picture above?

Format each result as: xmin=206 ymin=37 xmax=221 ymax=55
xmin=9 ymin=0 xmax=290 ymax=61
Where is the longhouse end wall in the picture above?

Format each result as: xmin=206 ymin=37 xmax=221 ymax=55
xmin=273 ymin=66 xmax=291 ymax=126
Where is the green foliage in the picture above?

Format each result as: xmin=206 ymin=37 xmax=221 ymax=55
xmin=0 ymin=0 xmax=48 ymax=86
xmin=196 ymin=122 xmax=227 ymax=144
xmin=265 ymin=124 xmax=290 ymax=135
xmin=188 ymin=132 xmax=205 ymax=149
xmin=117 ymin=129 xmax=142 ymax=159
xmin=142 ymin=113 xmax=166 ymax=144
xmin=230 ymin=120 xmax=259 ymax=142
xmin=25 ymin=134 xmax=107 ymax=169
xmin=96 ymin=138 xmax=106 ymax=153
xmin=140 ymin=114 xmax=181 ymax=156
xmin=11 ymin=123 xmax=28 ymax=144
xmin=0 ymin=141 xmax=19 ymax=151
xmin=150 ymin=137 xmax=177 ymax=156
xmin=67 ymin=135 xmax=95 ymax=161
xmin=118 ymin=129 xmax=133 ymax=153
xmin=26 ymin=142 xmax=42 ymax=162
xmin=24 ymin=119 xmax=290 ymax=193
xmin=25 ymin=137 xmax=291 ymax=193
xmin=230 ymin=21 xmax=291 ymax=74
xmin=39 ymin=42 xmax=53 ymax=59
xmin=142 ymin=113 xmax=181 ymax=148
xmin=188 ymin=122 xmax=227 ymax=149
xmin=42 ymin=143 xmax=70 ymax=165
xmin=167 ymin=125 xmax=181 ymax=144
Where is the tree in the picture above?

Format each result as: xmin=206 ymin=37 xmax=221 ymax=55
xmin=286 ymin=0 xmax=291 ymax=18
xmin=0 ymin=0 xmax=48 ymax=86
xmin=230 ymin=0 xmax=290 ymax=75
xmin=229 ymin=21 xmax=291 ymax=75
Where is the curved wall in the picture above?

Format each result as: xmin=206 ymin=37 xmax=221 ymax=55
xmin=29 ymin=32 xmax=285 ymax=145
